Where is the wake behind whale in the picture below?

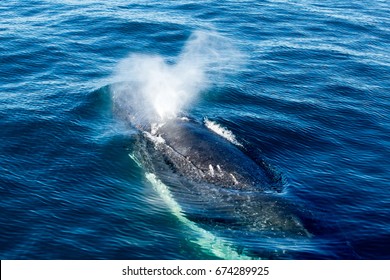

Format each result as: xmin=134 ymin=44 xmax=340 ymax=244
xmin=110 ymin=31 xmax=314 ymax=259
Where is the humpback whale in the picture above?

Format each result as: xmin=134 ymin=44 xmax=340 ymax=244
xmin=131 ymin=116 xmax=310 ymax=239
xmin=110 ymin=80 xmax=311 ymax=258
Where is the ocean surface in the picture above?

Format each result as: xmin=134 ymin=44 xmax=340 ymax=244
xmin=1 ymin=0 xmax=389 ymax=260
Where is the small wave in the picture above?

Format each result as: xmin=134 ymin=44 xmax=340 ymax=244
xmin=204 ymin=118 xmax=243 ymax=147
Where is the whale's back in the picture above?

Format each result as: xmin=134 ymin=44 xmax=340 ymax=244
xmin=130 ymin=118 xmax=311 ymax=240
xmin=152 ymin=118 xmax=280 ymax=192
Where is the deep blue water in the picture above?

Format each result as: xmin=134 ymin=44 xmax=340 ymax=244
xmin=1 ymin=0 xmax=389 ymax=259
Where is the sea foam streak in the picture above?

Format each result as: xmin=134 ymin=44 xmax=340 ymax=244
xmin=204 ymin=118 xmax=243 ymax=147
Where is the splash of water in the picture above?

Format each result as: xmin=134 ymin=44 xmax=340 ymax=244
xmin=112 ymin=30 xmax=244 ymax=121
xmin=204 ymin=118 xmax=243 ymax=147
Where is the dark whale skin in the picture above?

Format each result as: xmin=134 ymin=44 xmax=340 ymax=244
xmin=132 ymin=117 xmax=309 ymax=238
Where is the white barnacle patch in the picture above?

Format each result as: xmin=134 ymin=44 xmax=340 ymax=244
xmin=144 ymin=131 xmax=166 ymax=146
xmin=151 ymin=122 xmax=165 ymax=135
xmin=209 ymin=164 xmax=215 ymax=177
xmin=154 ymin=135 xmax=166 ymax=144
xmin=230 ymin=173 xmax=238 ymax=185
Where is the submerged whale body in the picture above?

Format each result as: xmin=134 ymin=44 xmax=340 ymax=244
xmin=131 ymin=116 xmax=310 ymax=238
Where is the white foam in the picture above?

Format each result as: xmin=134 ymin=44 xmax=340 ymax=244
xmin=129 ymin=153 xmax=142 ymax=168
xmin=145 ymin=173 xmax=254 ymax=260
xmin=204 ymin=118 xmax=243 ymax=147
xmin=144 ymin=131 xmax=165 ymax=145
xmin=230 ymin=173 xmax=239 ymax=185
xmin=209 ymin=164 xmax=215 ymax=177
xmin=150 ymin=122 xmax=165 ymax=136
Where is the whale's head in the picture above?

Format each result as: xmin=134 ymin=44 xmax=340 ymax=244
xmin=132 ymin=117 xmax=311 ymax=240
